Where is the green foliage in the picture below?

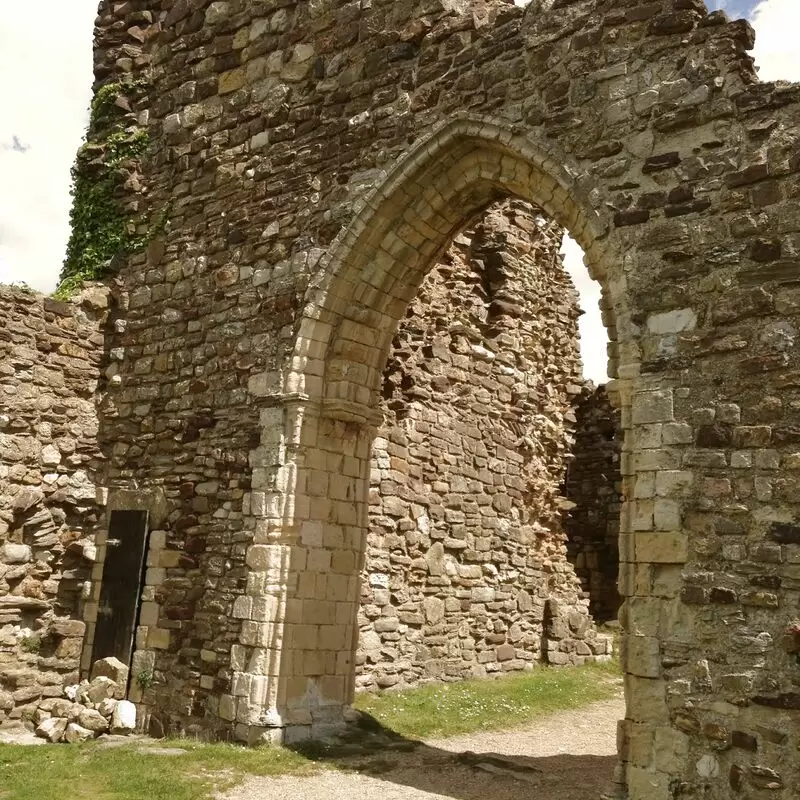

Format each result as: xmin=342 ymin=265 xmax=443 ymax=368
xmin=354 ymin=660 xmax=621 ymax=739
xmin=19 ymin=635 xmax=41 ymax=654
xmin=0 ymin=281 xmax=37 ymax=294
xmin=90 ymin=78 xmax=148 ymax=129
xmin=56 ymin=78 xmax=164 ymax=300
xmin=0 ymin=740 xmax=317 ymax=800
xmin=136 ymin=669 xmax=154 ymax=691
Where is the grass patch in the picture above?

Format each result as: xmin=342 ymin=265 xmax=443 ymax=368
xmin=0 ymin=661 xmax=621 ymax=798
xmin=354 ymin=660 xmax=622 ymax=740
xmin=0 ymin=739 xmax=317 ymax=800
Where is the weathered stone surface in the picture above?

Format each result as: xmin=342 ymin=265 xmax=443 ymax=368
xmin=90 ymin=658 xmax=129 ymax=699
xmin=0 ymin=544 xmax=32 ymax=564
xmin=64 ymin=723 xmax=94 ymax=743
xmin=4 ymin=2 xmax=800 ymax=798
xmin=35 ymin=717 xmax=67 ymax=743
xmin=85 ymin=677 xmax=117 ymax=705
xmin=77 ymin=708 xmax=109 ymax=733
xmin=0 ymin=285 xmax=108 ymax=725
xmin=97 ymin=698 xmax=118 ymax=719
xmin=110 ymin=700 xmax=136 ymax=734
xmin=357 ymin=201 xmax=611 ymax=691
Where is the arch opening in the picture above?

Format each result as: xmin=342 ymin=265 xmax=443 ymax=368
xmin=251 ymin=119 xmax=637 ymax=763
xmin=356 ymin=197 xmax=621 ymax=694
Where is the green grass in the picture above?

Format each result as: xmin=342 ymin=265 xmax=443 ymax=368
xmin=354 ymin=660 xmax=622 ymax=739
xmin=0 ymin=661 xmax=621 ymax=799
xmin=0 ymin=739 xmax=317 ymax=800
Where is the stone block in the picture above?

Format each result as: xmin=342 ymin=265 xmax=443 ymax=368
xmin=36 ymin=717 xmax=67 ymax=743
xmin=85 ymin=676 xmax=117 ymax=704
xmin=90 ymin=658 xmax=129 ymax=698
xmin=636 ymin=533 xmax=688 ymax=564
xmin=627 ymin=636 xmax=661 ymax=678
xmin=0 ymin=544 xmax=32 ymax=564
xmin=64 ymin=723 xmax=95 ymax=743
xmin=147 ymin=628 xmax=171 ymax=650
xmin=626 ymin=766 xmax=671 ymax=800
xmin=78 ymin=708 xmax=109 ymax=733
xmin=632 ymin=391 xmax=674 ymax=425
xmin=110 ymin=700 xmax=136 ymax=734
xmin=647 ymin=309 xmax=696 ymax=335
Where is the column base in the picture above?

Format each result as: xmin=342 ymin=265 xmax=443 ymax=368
xmin=233 ymin=704 xmax=351 ymax=746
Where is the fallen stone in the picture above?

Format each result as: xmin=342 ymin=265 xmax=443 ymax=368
xmin=35 ymin=717 xmax=67 ymax=743
xmin=85 ymin=676 xmax=117 ymax=704
xmin=64 ymin=723 xmax=95 ymax=743
xmin=91 ymin=657 xmax=129 ymax=698
xmin=33 ymin=708 xmax=51 ymax=725
xmin=78 ymin=708 xmax=109 ymax=733
xmin=98 ymin=698 xmax=118 ymax=719
xmin=64 ymin=683 xmax=81 ymax=701
xmin=49 ymin=698 xmax=74 ymax=717
xmin=110 ymin=700 xmax=136 ymax=734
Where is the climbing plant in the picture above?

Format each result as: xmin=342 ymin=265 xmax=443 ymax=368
xmin=55 ymin=78 xmax=160 ymax=299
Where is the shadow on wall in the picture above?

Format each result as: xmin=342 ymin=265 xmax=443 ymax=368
xmin=563 ymin=384 xmax=623 ymax=624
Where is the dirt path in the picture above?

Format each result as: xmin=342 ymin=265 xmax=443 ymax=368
xmin=223 ymin=694 xmax=624 ymax=800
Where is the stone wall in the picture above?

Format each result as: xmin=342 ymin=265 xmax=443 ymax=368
xmin=564 ymin=384 xmax=622 ymax=623
xmin=81 ymin=1 xmax=800 ymax=797
xmin=356 ymin=200 xmax=611 ymax=691
xmin=0 ymin=286 xmax=108 ymax=727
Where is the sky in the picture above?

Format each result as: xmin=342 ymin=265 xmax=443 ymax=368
xmin=0 ymin=1 xmax=798 ymax=382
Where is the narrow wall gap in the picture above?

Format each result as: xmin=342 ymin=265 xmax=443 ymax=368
xmin=559 ymin=237 xmax=622 ymax=625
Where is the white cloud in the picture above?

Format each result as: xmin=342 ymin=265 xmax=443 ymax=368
xmin=750 ymin=0 xmax=800 ymax=81
xmin=561 ymin=237 xmax=609 ymax=384
xmin=0 ymin=1 xmax=98 ymax=292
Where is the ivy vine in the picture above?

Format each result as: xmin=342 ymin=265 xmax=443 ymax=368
xmin=55 ymin=78 xmax=164 ymax=300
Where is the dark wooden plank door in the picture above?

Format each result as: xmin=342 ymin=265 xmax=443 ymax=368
xmin=91 ymin=510 xmax=149 ymax=675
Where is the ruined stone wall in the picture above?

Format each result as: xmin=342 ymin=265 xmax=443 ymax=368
xmin=83 ymin=1 xmax=800 ymax=797
xmin=0 ymin=286 xmax=108 ymax=727
xmin=357 ymin=200 xmax=611 ymax=691
xmin=564 ymin=384 xmax=622 ymax=623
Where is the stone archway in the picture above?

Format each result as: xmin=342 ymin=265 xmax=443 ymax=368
xmin=355 ymin=197 xmax=615 ymax=691
xmin=240 ymin=115 xmax=637 ymax=752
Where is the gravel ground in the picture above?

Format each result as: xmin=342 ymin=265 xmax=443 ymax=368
xmin=223 ymin=694 xmax=624 ymax=800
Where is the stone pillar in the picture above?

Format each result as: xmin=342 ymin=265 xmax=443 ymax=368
xmin=226 ymin=395 xmax=379 ymax=743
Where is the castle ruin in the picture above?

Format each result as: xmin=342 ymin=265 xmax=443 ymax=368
xmin=2 ymin=2 xmax=800 ymax=799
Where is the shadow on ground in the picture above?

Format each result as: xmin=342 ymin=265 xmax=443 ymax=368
xmin=287 ymin=713 xmax=617 ymax=800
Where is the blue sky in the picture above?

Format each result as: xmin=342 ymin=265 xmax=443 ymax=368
xmin=1 ymin=0 xmax=798 ymax=382
xmin=707 ymin=1 xmax=760 ymax=17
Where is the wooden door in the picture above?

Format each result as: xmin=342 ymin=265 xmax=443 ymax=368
xmin=91 ymin=510 xmax=149 ymax=678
